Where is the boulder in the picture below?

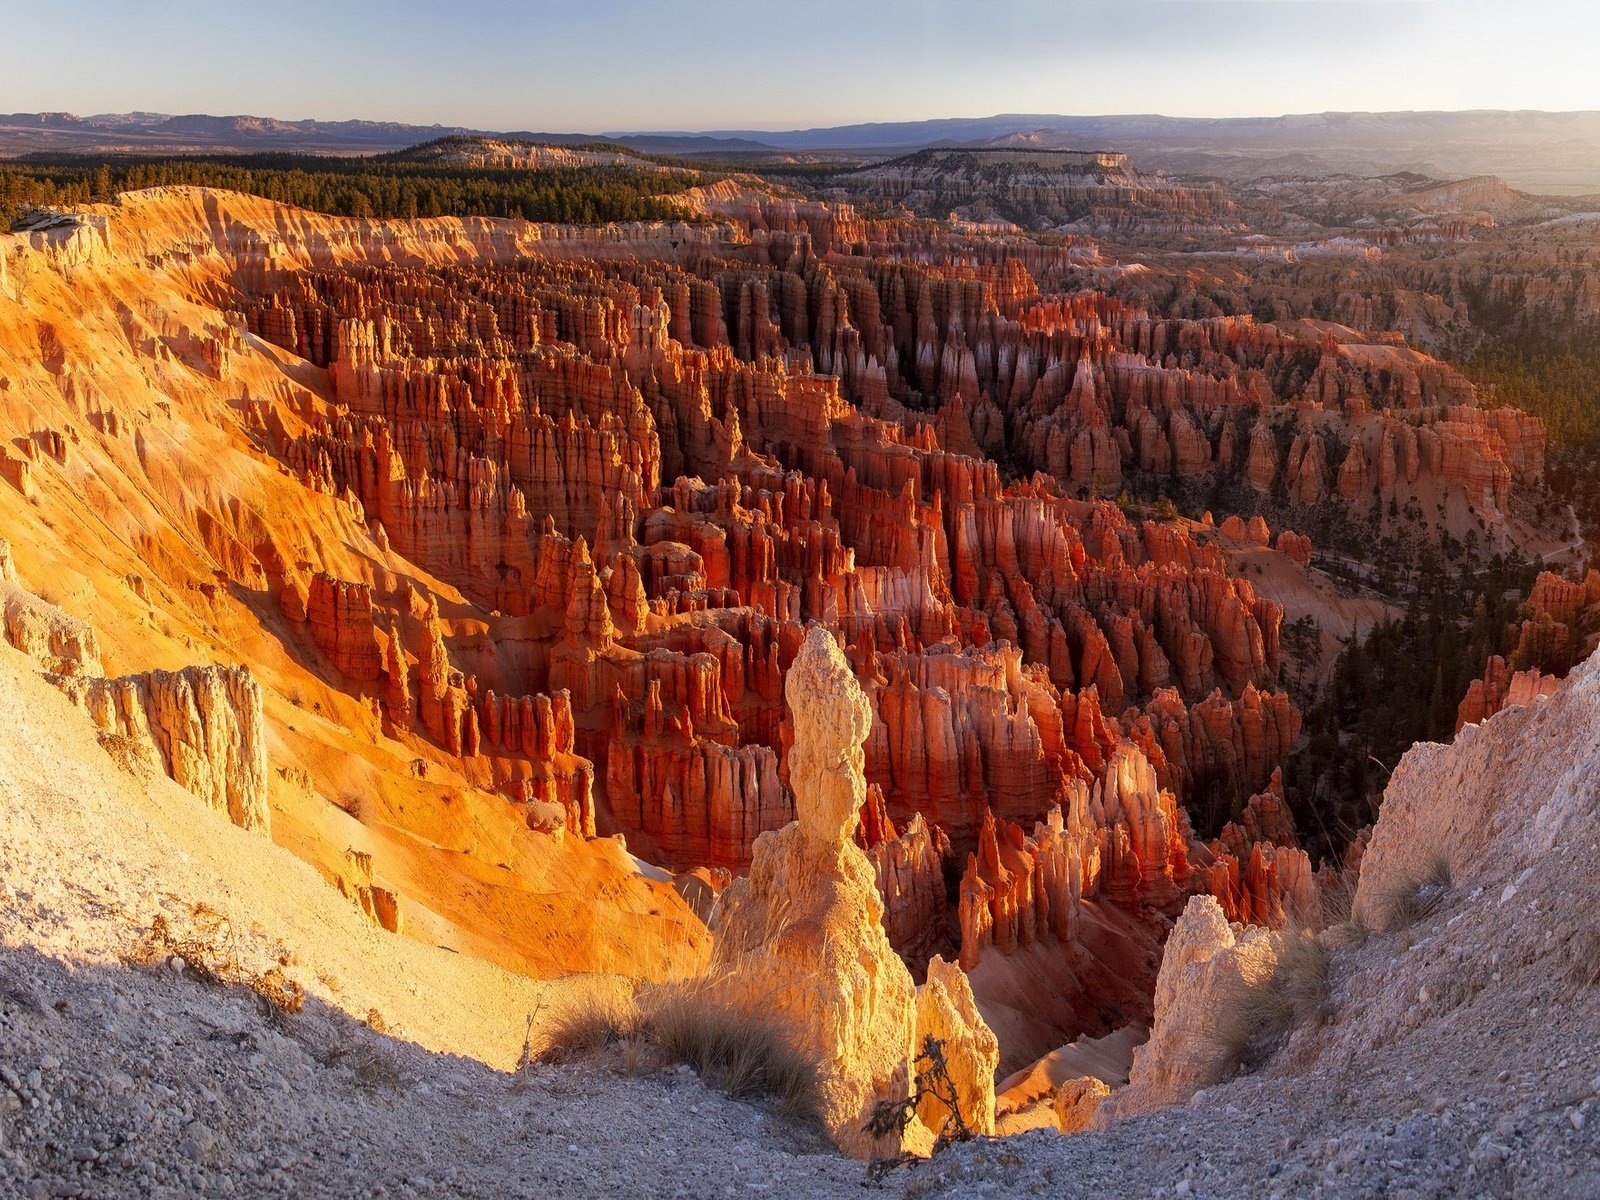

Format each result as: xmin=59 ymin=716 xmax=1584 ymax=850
xmin=1053 ymin=1076 xmax=1111 ymax=1133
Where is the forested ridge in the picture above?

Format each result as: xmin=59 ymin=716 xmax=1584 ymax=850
xmin=0 ymin=152 xmax=705 ymax=226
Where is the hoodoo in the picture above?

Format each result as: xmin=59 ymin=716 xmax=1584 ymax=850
xmin=713 ymin=626 xmax=932 ymax=1159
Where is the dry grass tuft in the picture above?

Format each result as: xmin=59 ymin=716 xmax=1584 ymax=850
xmin=533 ymin=976 xmax=817 ymax=1119
xmin=1210 ymin=925 xmax=1330 ymax=1079
xmin=1562 ymin=929 xmax=1600 ymax=989
xmin=618 ymin=1037 xmax=646 ymax=1076
xmin=1319 ymin=865 xmax=1361 ymax=927
xmin=535 ymin=988 xmax=641 ymax=1063
xmin=645 ymin=982 xmax=816 ymax=1118
xmin=1318 ymin=868 xmax=1369 ymax=950
xmin=1371 ymin=855 xmax=1453 ymax=932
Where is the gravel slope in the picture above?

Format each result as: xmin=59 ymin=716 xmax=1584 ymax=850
xmin=0 ymin=948 xmax=859 ymax=1199
xmin=0 ymin=644 xmax=859 ymax=1198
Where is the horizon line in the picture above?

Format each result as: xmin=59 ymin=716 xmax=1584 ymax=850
xmin=14 ymin=105 xmax=1600 ymax=140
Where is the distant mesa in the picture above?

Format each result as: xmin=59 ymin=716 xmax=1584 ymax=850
xmin=7 ymin=108 xmax=1600 ymax=191
xmin=389 ymin=135 xmax=676 ymax=172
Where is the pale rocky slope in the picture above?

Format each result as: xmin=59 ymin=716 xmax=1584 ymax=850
xmin=0 ymin=625 xmax=860 ymax=1198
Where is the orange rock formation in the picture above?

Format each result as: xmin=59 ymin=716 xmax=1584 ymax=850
xmin=4 ymin=183 xmax=1544 ymax=1073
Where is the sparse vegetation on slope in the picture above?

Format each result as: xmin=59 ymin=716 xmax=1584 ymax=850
xmin=1287 ymin=552 xmax=1538 ymax=860
xmin=535 ymin=974 xmax=821 ymax=1119
xmin=1211 ymin=926 xmax=1329 ymax=1077
xmin=1365 ymin=854 xmax=1454 ymax=934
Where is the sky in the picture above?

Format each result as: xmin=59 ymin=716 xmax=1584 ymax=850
xmin=3 ymin=0 xmax=1598 ymax=132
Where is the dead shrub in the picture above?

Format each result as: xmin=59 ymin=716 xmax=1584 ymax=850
xmin=127 ymin=906 xmax=303 ymax=1017
xmin=316 ymin=1041 xmax=404 ymax=1092
xmin=348 ymin=1045 xmax=404 ymax=1092
xmin=130 ymin=912 xmax=234 ymax=988
xmin=863 ymin=1035 xmax=971 ymax=1179
xmin=251 ymin=964 xmax=306 ymax=1016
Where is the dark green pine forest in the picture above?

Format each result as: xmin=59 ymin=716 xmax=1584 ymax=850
xmin=0 ymin=151 xmax=703 ymax=227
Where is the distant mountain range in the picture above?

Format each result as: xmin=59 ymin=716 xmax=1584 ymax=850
xmin=5 ymin=109 xmax=1600 ymax=193
xmin=0 ymin=112 xmax=774 ymax=158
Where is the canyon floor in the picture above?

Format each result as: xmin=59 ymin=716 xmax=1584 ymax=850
xmin=4 ymin=622 xmax=1597 ymax=1197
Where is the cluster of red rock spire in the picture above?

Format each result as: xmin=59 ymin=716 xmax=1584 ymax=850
xmin=236 ymin=198 xmax=1539 ymax=1044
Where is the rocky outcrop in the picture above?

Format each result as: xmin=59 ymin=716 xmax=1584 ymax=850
xmin=956 ymin=741 xmax=1192 ymax=973
xmin=1245 ymin=422 xmax=1278 ymax=492
xmin=77 ymin=665 xmax=270 ymax=835
xmin=1275 ymin=530 xmax=1312 ymax=567
xmin=306 ymin=573 xmax=382 ymax=681
xmin=1 ymin=581 xmax=102 ymax=677
xmin=382 ymin=615 xmax=411 ymax=729
xmin=415 ymin=596 xmax=473 ymax=757
xmin=1285 ymin=431 xmax=1328 ymax=504
xmin=1094 ymin=894 xmax=1279 ymax=1122
xmin=248 ymin=242 xmax=1344 ymax=893
xmin=1336 ymin=439 xmax=1369 ymax=500
xmin=836 ymin=149 xmax=1232 ymax=232
xmin=859 ymin=787 xmax=952 ymax=968
xmin=1195 ymin=769 xmax=1320 ymax=930
xmin=712 ymin=628 xmax=927 ymax=1159
xmin=1455 ymin=570 xmax=1600 ymax=730
xmin=1455 ymin=655 xmax=1560 ymax=731
xmin=338 ymin=848 xmax=403 ymax=934
xmin=1054 ymin=1076 xmax=1111 ymax=1133
xmin=1356 ymin=646 xmax=1600 ymax=933
xmin=3 ymin=183 xmax=1581 ymax=1183
xmin=913 ymin=955 xmax=999 ymax=1138
xmin=190 ymin=192 xmax=1516 ymax=1063
xmin=1198 ymin=839 xmax=1318 ymax=930
xmin=0 ymin=552 xmax=267 ymax=835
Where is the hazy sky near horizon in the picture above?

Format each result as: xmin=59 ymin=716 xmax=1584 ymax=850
xmin=5 ymin=0 xmax=1598 ymax=131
